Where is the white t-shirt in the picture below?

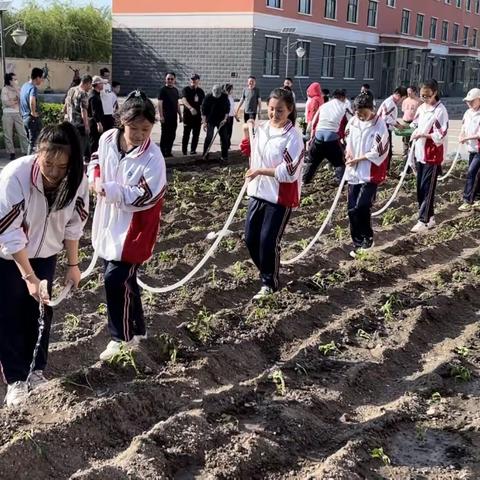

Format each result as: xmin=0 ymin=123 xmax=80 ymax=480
xmin=100 ymin=81 xmax=115 ymax=115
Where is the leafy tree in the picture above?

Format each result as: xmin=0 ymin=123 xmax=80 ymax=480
xmin=4 ymin=1 xmax=111 ymax=62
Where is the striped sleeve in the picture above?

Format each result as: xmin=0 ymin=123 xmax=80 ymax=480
xmin=365 ymin=119 xmax=390 ymax=166
xmin=274 ymin=129 xmax=305 ymax=183
xmin=431 ymin=105 xmax=449 ymax=145
xmin=0 ymin=172 xmax=27 ymax=255
xmin=65 ymin=176 xmax=89 ymax=241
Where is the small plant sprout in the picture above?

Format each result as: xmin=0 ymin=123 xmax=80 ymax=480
xmin=318 ymin=341 xmax=339 ymax=357
xmin=210 ymin=265 xmax=218 ymax=288
xmin=381 ymin=209 xmax=398 ymax=227
xmin=96 ymin=303 xmax=107 ymax=315
xmin=221 ymin=237 xmax=237 ymax=252
xmin=270 ymin=369 xmax=286 ymax=396
xmin=187 ymin=306 xmax=214 ymax=343
xmin=246 ymin=294 xmax=279 ymax=323
xmin=380 ymin=294 xmax=403 ymax=322
xmin=63 ymin=313 xmax=80 ymax=334
xmin=231 ymin=261 xmax=247 ymax=281
xmin=300 ymin=194 xmax=314 ymax=207
xmin=430 ymin=391 xmax=442 ymax=404
xmin=450 ymin=364 xmax=472 ymax=382
xmin=454 ymin=346 xmax=470 ymax=358
xmin=108 ymin=344 xmax=140 ymax=375
xmin=370 ymin=447 xmax=391 ymax=466
xmin=157 ymin=333 xmax=178 ymax=363
xmin=295 ymin=238 xmax=309 ymax=250
xmin=157 ymin=251 xmax=174 ymax=264
xmin=415 ymin=424 xmax=427 ymax=442
xmin=11 ymin=428 xmax=43 ymax=455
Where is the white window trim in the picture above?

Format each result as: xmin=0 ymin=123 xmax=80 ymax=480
xmin=322 ymin=42 xmax=336 ymax=78
xmin=466 ymin=0 xmax=472 ymax=11
xmin=430 ymin=16 xmax=438 ymax=40
xmin=346 ymin=0 xmax=359 ymax=24
xmin=401 ymin=8 xmax=411 ymax=35
xmin=453 ymin=22 xmax=460 ymax=43
xmin=266 ymin=0 xmax=283 ymax=10
xmin=386 ymin=0 xmax=396 ymax=8
xmin=324 ymin=0 xmax=338 ymax=20
xmin=298 ymin=0 xmax=313 ymax=15
xmin=367 ymin=0 xmax=378 ymax=28
xmin=344 ymin=45 xmax=357 ymax=79
xmin=463 ymin=25 xmax=470 ymax=46
xmin=456 ymin=0 xmax=462 ymax=8
xmin=263 ymin=75 xmax=281 ymax=78
xmin=264 ymin=35 xmax=281 ymax=77
xmin=363 ymin=48 xmax=376 ymax=80
xmin=415 ymin=12 xmax=425 ymax=37
xmin=441 ymin=20 xmax=449 ymax=42
xmin=438 ymin=57 xmax=447 ymax=83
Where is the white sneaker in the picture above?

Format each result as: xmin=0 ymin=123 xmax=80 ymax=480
xmin=411 ymin=221 xmax=429 ymax=233
xmin=253 ymin=286 xmax=274 ymax=300
xmin=4 ymin=381 xmax=28 ymax=408
xmin=427 ymin=217 xmax=436 ymax=229
xmin=27 ymin=370 xmax=48 ymax=391
xmin=458 ymin=203 xmax=473 ymax=212
xmin=99 ymin=335 xmax=147 ymax=361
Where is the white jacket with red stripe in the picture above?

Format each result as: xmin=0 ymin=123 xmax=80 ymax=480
xmin=88 ymin=129 xmax=167 ymax=264
xmin=0 ymin=155 xmax=89 ymax=259
xmin=344 ymin=115 xmax=390 ymax=185
xmin=462 ymin=107 xmax=480 ymax=153
xmin=378 ymin=95 xmax=398 ymax=131
xmin=247 ymin=120 xmax=304 ymax=208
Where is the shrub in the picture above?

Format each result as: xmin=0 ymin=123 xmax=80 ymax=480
xmin=39 ymin=103 xmax=64 ymax=127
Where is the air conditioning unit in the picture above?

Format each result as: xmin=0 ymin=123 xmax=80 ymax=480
xmin=282 ymin=27 xmax=297 ymax=34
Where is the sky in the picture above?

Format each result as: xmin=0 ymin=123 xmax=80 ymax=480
xmin=10 ymin=0 xmax=111 ymax=9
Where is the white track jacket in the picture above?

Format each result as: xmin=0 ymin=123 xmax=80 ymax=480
xmin=344 ymin=115 xmax=390 ymax=184
xmin=88 ymin=129 xmax=167 ymax=265
xmin=462 ymin=108 xmax=480 ymax=153
xmin=0 ymin=155 xmax=89 ymax=259
xmin=247 ymin=120 xmax=304 ymax=208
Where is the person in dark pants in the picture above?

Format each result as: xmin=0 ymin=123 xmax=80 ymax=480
xmin=87 ymin=75 xmax=107 ymax=156
xmin=158 ymin=72 xmax=182 ymax=157
xmin=224 ymin=83 xmax=236 ymax=150
xmin=344 ymin=93 xmax=390 ymax=258
xmin=181 ymin=74 xmax=205 ymax=155
xmin=99 ymin=67 xmax=115 ymax=131
xmin=458 ymin=88 xmax=480 ymax=211
xmin=235 ymin=76 xmax=261 ymax=122
xmin=20 ymin=67 xmax=44 ymax=155
xmin=202 ymin=85 xmax=230 ymax=161
xmin=0 ymin=123 xmax=88 ymax=408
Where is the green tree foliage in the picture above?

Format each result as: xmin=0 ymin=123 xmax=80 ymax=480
xmin=4 ymin=1 xmax=111 ymax=62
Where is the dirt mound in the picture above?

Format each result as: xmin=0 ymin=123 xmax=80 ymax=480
xmin=1 ymin=159 xmax=480 ymax=479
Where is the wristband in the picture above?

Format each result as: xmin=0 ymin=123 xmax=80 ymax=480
xmin=67 ymin=263 xmax=79 ymax=267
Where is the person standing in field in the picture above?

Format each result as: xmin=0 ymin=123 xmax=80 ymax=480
xmin=20 ymin=67 xmax=44 ymax=155
xmin=87 ymin=75 xmax=107 ymax=158
xmin=235 ymin=76 xmax=262 ymax=122
xmin=158 ymin=72 xmax=182 ymax=158
xmin=401 ymin=86 xmax=422 ymax=161
xmin=100 ymin=67 xmax=115 ymax=131
xmin=181 ymin=74 xmax=205 ymax=155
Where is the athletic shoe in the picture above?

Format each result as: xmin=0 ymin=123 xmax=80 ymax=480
xmin=99 ymin=335 xmax=147 ymax=361
xmin=4 ymin=381 xmax=28 ymax=408
xmin=427 ymin=217 xmax=436 ymax=229
xmin=458 ymin=203 xmax=473 ymax=212
xmin=253 ymin=286 xmax=274 ymax=300
xmin=473 ymin=200 xmax=480 ymax=209
xmin=190 ymin=151 xmax=197 ymax=155
xmin=411 ymin=221 xmax=429 ymax=233
xmin=349 ymin=242 xmax=375 ymax=259
xmin=27 ymin=370 xmax=48 ymax=391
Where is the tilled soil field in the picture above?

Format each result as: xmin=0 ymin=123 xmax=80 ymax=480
xmin=1 ymin=154 xmax=480 ymax=480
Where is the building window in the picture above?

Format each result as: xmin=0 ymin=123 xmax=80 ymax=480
xmin=445 ymin=0 xmax=451 ymax=3
xmin=453 ymin=23 xmax=459 ymax=43
xmin=456 ymin=0 xmax=462 ymax=6
xmin=367 ymin=1 xmax=378 ymax=27
xmin=264 ymin=37 xmax=280 ymax=75
xmin=325 ymin=0 xmax=336 ymax=19
xmin=476 ymin=0 xmax=480 ymax=13
xmin=386 ymin=0 xmax=395 ymax=6
xmin=463 ymin=26 xmax=469 ymax=46
xmin=364 ymin=48 xmax=375 ymax=79
xmin=295 ymin=41 xmax=310 ymax=76
xmin=415 ymin=14 xmax=424 ymax=37
xmin=439 ymin=58 xmax=446 ymax=81
xmin=266 ymin=0 xmax=281 ymax=7
xmin=460 ymin=60 xmax=465 ymax=82
xmin=401 ymin=10 xmax=410 ymax=34
xmin=442 ymin=21 xmax=448 ymax=41
xmin=430 ymin=18 xmax=437 ymax=39
xmin=322 ymin=43 xmax=335 ymax=77
xmin=344 ymin=46 xmax=356 ymax=78
xmin=347 ymin=0 xmax=358 ymax=22
xmin=467 ymin=0 xmax=472 ymax=10
xmin=298 ymin=0 xmax=312 ymax=14
xmin=473 ymin=28 xmax=478 ymax=47
xmin=425 ymin=57 xmax=434 ymax=80
xmin=449 ymin=59 xmax=456 ymax=83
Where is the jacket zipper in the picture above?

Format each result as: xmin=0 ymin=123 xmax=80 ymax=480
xmin=34 ymin=196 xmax=50 ymax=258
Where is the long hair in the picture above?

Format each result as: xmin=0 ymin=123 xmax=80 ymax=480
xmin=421 ymin=79 xmax=440 ymax=101
xmin=268 ymin=88 xmax=297 ymax=124
xmin=36 ymin=122 xmax=84 ymax=210
xmin=118 ymin=90 xmax=156 ymax=126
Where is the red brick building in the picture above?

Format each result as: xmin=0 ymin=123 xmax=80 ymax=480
xmin=113 ymin=0 xmax=480 ymax=98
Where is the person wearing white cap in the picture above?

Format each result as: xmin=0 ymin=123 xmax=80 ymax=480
xmin=458 ymin=88 xmax=480 ymax=211
xmin=87 ymin=75 xmax=107 ymax=158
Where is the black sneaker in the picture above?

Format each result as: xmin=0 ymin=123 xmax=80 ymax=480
xmin=190 ymin=151 xmax=197 ymax=155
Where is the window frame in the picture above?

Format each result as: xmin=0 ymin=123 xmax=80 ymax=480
xmin=321 ymin=42 xmax=336 ymax=78
xmin=441 ymin=20 xmax=449 ymax=42
xmin=294 ymin=39 xmax=311 ymax=77
xmin=343 ymin=45 xmax=357 ymax=79
xmin=430 ymin=17 xmax=437 ymax=39
xmin=364 ymin=48 xmax=376 ymax=80
xmin=346 ymin=0 xmax=359 ymax=23
xmin=324 ymin=0 xmax=337 ymax=19
xmin=367 ymin=0 xmax=378 ymax=28
xmin=400 ymin=9 xmax=410 ymax=35
xmin=298 ymin=0 xmax=312 ymax=15
xmin=263 ymin=35 xmax=281 ymax=77
xmin=453 ymin=23 xmax=460 ymax=43
xmin=415 ymin=13 xmax=424 ymax=37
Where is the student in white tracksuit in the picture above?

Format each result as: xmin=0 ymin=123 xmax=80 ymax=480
xmin=0 ymin=122 xmax=88 ymax=407
xmin=344 ymin=93 xmax=390 ymax=257
xmin=240 ymin=88 xmax=304 ymax=300
xmin=88 ymin=91 xmax=167 ymax=361
xmin=458 ymin=88 xmax=480 ymax=211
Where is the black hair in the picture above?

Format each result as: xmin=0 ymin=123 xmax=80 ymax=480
xmin=284 ymin=77 xmax=293 ymax=83
xmin=4 ymin=72 xmax=15 ymax=86
xmin=165 ymin=71 xmax=176 ymax=78
xmin=36 ymin=122 xmax=84 ymax=210
xmin=283 ymin=85 xmax=292 ymax=91
xmin=322 ymin=88 xmax=330 ymax=95
xmin=80 ymin=74 xmax=92 ymax=85
xmin=112 ymin=81 xmax=120 ymax=88
xmin=421 ymin=79 xmax=440 ymax=101
xmin=100 ymin=67 xmax=110 ymax=76
xmin=223 ymin=83 xmax=233 ymax=93
xmin=408 ymin=85 xmax=417 ymax=93
xmin=354 ymin=92 xmax=374 ymax=111
xmin=268 ymin=88 xmax=297 ymax=124
xmin=333 ymin=89 xmax=347 ymax=99
xmin=361 ymin=83 xmax=370 ymax=90
xmin=119 ymin=90 xmax=156 ymax=126
xmin=31 ymin=68 xmax=43 ymax=80
xmin=248 ymin=75 xmax=256 ymax=80
xmin=394 ymin=86 xmax=408 ymax=97
xmin=71 ymin=78 xmax=81 ymax=87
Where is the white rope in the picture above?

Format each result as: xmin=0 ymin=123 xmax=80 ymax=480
xmin=281 ymin=171 xmax=347 ymax=265
xmin=438 ymin=147 xmax=461 ymax=181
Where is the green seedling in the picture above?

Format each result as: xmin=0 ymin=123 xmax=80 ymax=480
xmin=232 ymin=261 xmax=247 ymax=281
xmin=81 ymin=277 xmax=100 ymax=291
xmin=157 ymin=333 xmax=178 ymax=363
xmin=178 ymin=285 xmax=190 ymax=301
xmin=454 ymin=346 xmax=470 ymax=358
xmin=187 ymin=306 xmax=214 ymax=343
xmin=318 ymin=340 xmax=339 ymax=356
xmin=270 ymin=369 xmax=286 ymax=396
xmin=221 ymin=237 xmax=237 ymax=252
xmin=141 ymin=290 xmax=156 ymax=307
xmin=450 ymin=364 xmax=472 ymax=382
xmin=430 ymin=391 xmax=442 ymax=404
xmin=301 ymin=195 xmax=314 ymax=207
xmin=157 ymin=251 xmax=174 ymax=264
xmin=310 ymin=270 xmax=347 ymax=291
xmin=333 ymin=225 xmax=348 ymax=241
xmin=63 ymin=313 xmax=80 ymax=335
xmin=381 ymin=209 xmax=398 ymax=227
xmin=246 ymin=294 xmax=279 ymax=323
xmin=370 ymin=447 xmax=391 ymax=466
xmin=237 ymin=207 xmax=247 ymax=218
xmin=315 ymin=210 xmax=328 ymax=224
xmin=380 ymin=294 xmax=403 ymax=322
xmin=96 ymin=303 xmax=107 ymax=315
xmin=210 ymin=265 xmax=218 ymax=288
xmin=11 ymin=429 xmax=43 ymax=455
xmin=295 ymin=238 xmax=309 ymax=250
xmin=108 ymin=344 xmax=140 ymax=375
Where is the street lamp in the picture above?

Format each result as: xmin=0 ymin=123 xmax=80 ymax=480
xmin=0 ymin=1 xmax=28 ymax=80
xmin=281 ymin=27 xmax=306 ymax=77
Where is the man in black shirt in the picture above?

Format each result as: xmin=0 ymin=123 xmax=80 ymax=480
xmin=158 ymin=72 xmax=182 ymax=157
xmin=201 ymin=85 xmax=230 ymax=162
xmin=181 ymin=73 xmax=205 ymax=155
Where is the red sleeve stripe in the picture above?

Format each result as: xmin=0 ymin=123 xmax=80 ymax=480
xmin=131 ymin=176 xmax=154 ymax=207
xmin=0 ymin=200 xmax=24 ymax=234
xmin=75 ymin=197 xmax=88 ymax=221
xmin=137 ymin=185 xmax=167 ymax=207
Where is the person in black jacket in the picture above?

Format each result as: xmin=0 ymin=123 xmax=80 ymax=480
xmin=201 ymin=85 xmax=230 ymax=161
xmin=87 ymin=75 xmax=107 ymax=157
xmin=181 ymin=74 xmax=205 ymax=155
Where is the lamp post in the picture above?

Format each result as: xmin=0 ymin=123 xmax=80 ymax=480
xmin=281 ymin=27 xmax=306 ymax=77
xmin=0 ymin=1 xmax=28 ymax=80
